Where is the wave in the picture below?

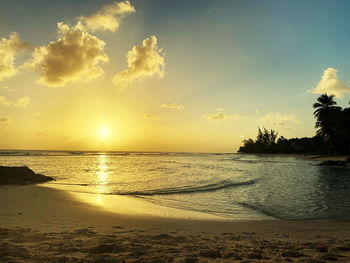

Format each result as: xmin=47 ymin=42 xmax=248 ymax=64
xmin=115 ymin=179 xmax=255 ymax=196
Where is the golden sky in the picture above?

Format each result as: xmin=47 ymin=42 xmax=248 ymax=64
xmin=1 ymin=0 xmax=350 ymax=152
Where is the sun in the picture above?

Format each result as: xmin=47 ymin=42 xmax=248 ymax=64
xmin=98 ymin=126 xmax=111 ymax=140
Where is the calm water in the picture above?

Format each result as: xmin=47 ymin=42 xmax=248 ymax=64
xmin=1 ymin=151 xmax=350 ymax=220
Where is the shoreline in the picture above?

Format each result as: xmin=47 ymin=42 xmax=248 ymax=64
xmin=237 ymin=152 xmax=350 ymax=162
xmin=1 ymin=185 xmax=350 ymax=262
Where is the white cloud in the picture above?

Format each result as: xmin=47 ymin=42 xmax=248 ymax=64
xmin=79 ymin=1 xmax=135 ymax=32
xmin=203 ymin=111 xmax=241 ymax=121
xmin=25 ymin=22 xmax=108 ymax=87
xmin=260 ymin=112 xmax=300 ymax=126
xmin=161 ymin=103 xmax=184 ymax=110
xmin=0 ymin=116 xmax=12 ymax=125
xmin=113 ymin=36 xmax=165 ymax=90
xmin=0 ymin=95 xmax=30 ymax=107
xmin=0 ymin=32 xmax=30 ymax=82
xmin=308 ymin=68 xmax=350 ymax=98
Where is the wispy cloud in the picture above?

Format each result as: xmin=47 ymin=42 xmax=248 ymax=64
xmin=0 ymin=95 xmax=30 ymax=107
xmin=260 ymin=112 xmax=300 ymax=126
xmin=0 ymin=32 xmax=30 ymax=82
xmin=113 ymin=36 xmax=165 ymax=90
xmin=79 ymin=1 xmax=135 ymax=32
xmin=203 ymin=111 xmax=241 ymax=121
xmin=161 ymin=103 xmax=184 ymax=110
xmin=308 ymin=68 xmax=350 ymax=98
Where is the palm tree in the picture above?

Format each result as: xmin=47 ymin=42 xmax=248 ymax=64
xmin=313 ymin=93 xmax=341 ymax=139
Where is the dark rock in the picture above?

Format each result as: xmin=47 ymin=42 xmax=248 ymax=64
xmin=318 ymin=160 xmax=347 ymax=166
xmin=0 ymin=166 xmax=54 ymax=185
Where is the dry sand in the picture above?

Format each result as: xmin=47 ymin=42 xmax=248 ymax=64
xmin=1 ymin=185 xmax=350 ymax=262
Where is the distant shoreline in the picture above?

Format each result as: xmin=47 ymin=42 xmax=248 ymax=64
xmin=237 ymin=152 xmax=350 ymax=162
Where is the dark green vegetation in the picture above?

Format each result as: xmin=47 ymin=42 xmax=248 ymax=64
xmin=0 ymin=166 xmax=54 ymax=185
xmin=238 ymin=94 xmax=350 ymax=155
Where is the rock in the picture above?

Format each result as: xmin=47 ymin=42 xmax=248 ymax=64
xmin=318 ymin=160 xmax=347 ymax=166
xmin=0 ymin=166 xmax=54 ymax=185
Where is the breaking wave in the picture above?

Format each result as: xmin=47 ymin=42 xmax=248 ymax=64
xmin=115 ymin=179 xmax=255 ymax=196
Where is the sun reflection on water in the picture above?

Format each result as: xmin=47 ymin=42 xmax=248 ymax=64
xmin=96 ymin=153 xmax=109 ymax=204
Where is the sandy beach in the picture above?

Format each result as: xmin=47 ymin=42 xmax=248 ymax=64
xmin=1 ymin=185 xmax=350 ymax=262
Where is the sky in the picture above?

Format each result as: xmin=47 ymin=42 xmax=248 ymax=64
xmin=1 ymin=0 xmax=350 ymax=152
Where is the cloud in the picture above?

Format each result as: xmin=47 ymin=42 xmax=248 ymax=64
xmin=161 ymin=103 xmax=184 ymax=110
xmin=0 ymin=116 xmax=12 ymax=125
xmin=113 ymin=36 xmax=165 ymax=90
xmin=260 ymin=112 xmax=300 ymax=126
xmin=0 ymin=32 xmax=30 ymax=82
xmin=308 ymin=68 xmax=350 ymax=98
xmin=25 ymin=22 xmax=108 ymax=87
xmin=0 ymin=95 xmax=30 ymax=107
xmin=144 ymin=113 xmax=160 ymax=121
xmin=13 ymin=96 xmax=30 ymax=107
xmin=203 ymin=111 xmax=241 ymax=121
xmin=79 ymin=1 xmax=135 ymax=32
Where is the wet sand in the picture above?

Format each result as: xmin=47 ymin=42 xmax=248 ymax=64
xmin=1 ymin=185 xmax=350 ymax=262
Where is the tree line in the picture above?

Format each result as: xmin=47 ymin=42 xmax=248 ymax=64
xmin=238 ymin=94 xmax=350 ymax=155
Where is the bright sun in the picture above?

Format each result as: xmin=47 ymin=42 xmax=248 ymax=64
xmin=98 ymin=126 xmax=111 ymax=139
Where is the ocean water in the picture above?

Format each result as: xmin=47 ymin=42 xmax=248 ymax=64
xmin=1 ymin=151 xmax=350 ymax=220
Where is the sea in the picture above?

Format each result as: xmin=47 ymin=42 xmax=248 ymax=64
xmin=1 ymin=150 xmax=350 ymax=221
